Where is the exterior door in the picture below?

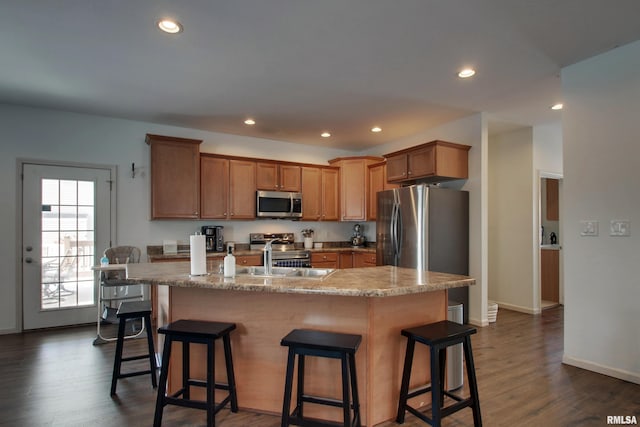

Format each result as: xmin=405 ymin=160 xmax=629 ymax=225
xmin=22 ymin=163 xmax=112 ymax=329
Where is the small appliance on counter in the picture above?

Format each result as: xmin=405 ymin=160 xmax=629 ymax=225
xmin=201 ymin=225 xmax=224 ymax=252
xmin=351 ymin=223 xmax=366 ymax=247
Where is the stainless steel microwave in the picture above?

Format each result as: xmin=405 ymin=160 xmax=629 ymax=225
xmin=256 ymin=191 xmax=303 ymax=218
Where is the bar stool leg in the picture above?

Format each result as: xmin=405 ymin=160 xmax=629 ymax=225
xmin=463 ymin=336 xmax=482 ymax=427
xmin=348 ymin=353 xmax=361 ymax=427
xmin=222 ymin=334 xmax=239 ymax=413
xmin=110 ymin=317 xmax=127 ymax=396
xmin=438 ymin=347 xmax=446 ymax=408
xmin=396 ymin=338 xmax=415 ymax=423
xmin=154 ymin=336 xmax=172 ymax=427
xmin=341 ymin=354 xmax=351 ymax=427
xmin=296 ymin=354 xmax=305 ymax=419
xmin=144 ymin=314 xmax=158 ymax=388
xmin=281 ymin=348 xmax=296 ymax=427
xmin=182 ymin=341 xmax=190 ymax=400
xmin=207 ymin=339 xmax=215 ymax=427
xmin=430 ymin=345 xmax=443 ymax=427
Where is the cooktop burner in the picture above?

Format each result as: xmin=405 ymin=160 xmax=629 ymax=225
xmin=249 ymin=232 xmax=297 ymax=251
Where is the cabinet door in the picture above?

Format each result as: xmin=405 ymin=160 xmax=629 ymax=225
xmin=339 ymin=252 xmax=353 ymax=269
xmin=229 ymin=160 xmax=256 ymax=219
xmin=368 ymin=163 xmax=384 ymax=221
xmin=546 ymin=179 xmax=559 ymax=221
xmin=147 ymin=135 xmax=201 ymax=219
xmin=301 ymin=167 xmax=322 ymax=221
xmin=321 ymin=168 xmax=340 ymax=221
xmin=386 ymin=154 xmax=408 ymax=182
xmin=339 ymin=159 xmax=368 ymax=220
xmin=541 ymin=249 xmax=559 ymax=302
xmin=279 ymin=165 xmax=301 ymax=192
xmin=256 ymin=162 xmax=278 ymax=191
xmin=201 ymin=156 xmax=229 ymax=219
xmin=407 ymin=145 xmax=435 ymax=179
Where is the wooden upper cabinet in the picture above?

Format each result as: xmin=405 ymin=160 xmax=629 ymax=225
xmin=146 ymin=134 xmax=202 ymax=219
xmin=256 ymin=162 xmax=301 ymax=192
xmin=201 ymin=156 xmax=256 ymax=219
xmin=329 ymin=156 xmax=383 ymax=221
xmin=321 ymin=167 xmax=340 ymax=221
xmin=229 ymin=159 xmax=257 ymax=219
xmin=301 ymin=166 xmax=339 ymax=221
xmin=301 ymin=166 xmax=322 ymax=220
xmin=384 ymin=140 xmax=471 ymax=184
xmin=367 ymin=162 xmax=398 ymax=221
xmin=200 ymin=156 xmax=229 ymax=219
xmin=546 ymin=178 xmax=559 ymax=221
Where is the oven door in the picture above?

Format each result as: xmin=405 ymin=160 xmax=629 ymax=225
xmin=256 ymin=191 xmax=302 ymax=218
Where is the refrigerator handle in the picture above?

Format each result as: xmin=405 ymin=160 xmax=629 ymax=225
xmin=391 ymin=202 xmax=399 ymax=262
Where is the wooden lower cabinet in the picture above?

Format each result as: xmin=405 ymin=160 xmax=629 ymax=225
xmin=236 ymin=254 xmax=262 ymax=266
xmin=311 ymin=252 xmax=339 ymax=269
xmin=541 ymin=249 xmax=559 ymax=303
xmin=353 ymin=252 xmax=377 ymax=268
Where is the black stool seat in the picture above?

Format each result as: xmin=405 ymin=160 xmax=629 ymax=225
xmin=281 ymin=329 xmax=362 ymax=427
xmin=397 ymin=320 xmax=482 ymax=427
xmin=154 ymin=319 xmax=238 ymax=427
xmin=110 ymin=300 xmax=157 ymax=396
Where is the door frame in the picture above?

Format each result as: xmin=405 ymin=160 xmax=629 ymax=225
xmin=15 ymin=158 xmax=117 ymax=332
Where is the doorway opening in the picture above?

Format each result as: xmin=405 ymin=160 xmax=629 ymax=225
xmin=539 ymin=173 xmax=563 ymax=311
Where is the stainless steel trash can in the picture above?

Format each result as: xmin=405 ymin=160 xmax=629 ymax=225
xmin=447 ymin=301 xmax=464 ymax=391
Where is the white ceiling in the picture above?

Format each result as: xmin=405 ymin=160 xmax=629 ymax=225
xmin=2 ymin=1 xmax=640 ymax=151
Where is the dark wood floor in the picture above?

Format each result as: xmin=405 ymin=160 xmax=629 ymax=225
xmin=1 ymin=307 xmax=638 ymax=426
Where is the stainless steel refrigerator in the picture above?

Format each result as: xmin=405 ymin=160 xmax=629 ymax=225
xmin=376 ymin=185 xmax=469 ymax=323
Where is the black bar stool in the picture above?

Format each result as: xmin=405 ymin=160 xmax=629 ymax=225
xmin=153 ymin=319 xmax=238 ymax=427
xmin=396 ymin=320 xmax=481 ymax=427
xmin=110 ymin=300 xmax=157 ymax=396
xmin=280 ymin=329 xmax=362 ymax=427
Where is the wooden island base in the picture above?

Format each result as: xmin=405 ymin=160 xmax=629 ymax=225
xmin=162 ymin=286 xmax=446 ymax=426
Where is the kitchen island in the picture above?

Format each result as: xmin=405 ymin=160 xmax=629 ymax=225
xmin=124 ymin=262 xmax=474 ymax=426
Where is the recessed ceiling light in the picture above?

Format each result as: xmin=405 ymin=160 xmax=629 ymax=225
xmin=458 ymin=68 xmax=476 ymax=78
xmin=244 ymin=118 xmax=256 ymax=125
xmin=157 ymin=19 xmax=183 ymax=34
xmin=321 ymin=132 xmax=331 ymax=138
xmin=551 ymin=103 xmax=563 ymax=110
xmin=371 ymin=126 xmax=382 ymax=133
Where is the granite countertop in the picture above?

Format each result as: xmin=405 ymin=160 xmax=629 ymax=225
xmin=124 ymin=262 xmax=474 ymax=297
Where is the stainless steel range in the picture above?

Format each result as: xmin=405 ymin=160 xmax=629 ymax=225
xmin=249 ymin=232 xmax=311 ymax=268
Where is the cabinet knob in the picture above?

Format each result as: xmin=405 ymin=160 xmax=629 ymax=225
xmin=407 ymin=171 xmax=411 ymax=175
xmin=231 ymin=213 xmax=234 ymax=216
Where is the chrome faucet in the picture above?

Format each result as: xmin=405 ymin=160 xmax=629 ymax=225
xmin=263 ymin=239 xmax=276 ymax=276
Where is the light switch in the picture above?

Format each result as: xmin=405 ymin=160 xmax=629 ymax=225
xmin=610 ymin=220 xmax=630 ymax=237
xmin=580 ymin=220 xmax=599 ymax=236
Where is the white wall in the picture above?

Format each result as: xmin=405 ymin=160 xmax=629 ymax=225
xmin=562 ymin=40 xmax=640 ymax=384
xmin=0 ymin=104 xmax=360 ymax=333
xmin=488 ymin=128 xmax=536 ymax=313
xmin=363 ymin=114 xmax=488 ymax=326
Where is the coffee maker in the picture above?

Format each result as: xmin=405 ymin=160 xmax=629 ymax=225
xmin=201 ymin=226 xmax=224 ymax=252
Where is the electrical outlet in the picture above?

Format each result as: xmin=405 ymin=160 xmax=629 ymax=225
xmin=580 ymin=220 xmax=599 ymax=236
xmin=610 ymin=220 xmax=630 ymax=236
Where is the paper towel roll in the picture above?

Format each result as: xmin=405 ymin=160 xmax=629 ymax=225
xmin=190 ymin=234 xmax=207 ymax=276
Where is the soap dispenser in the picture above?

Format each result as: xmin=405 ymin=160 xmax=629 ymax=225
xmin=223 ymin=245 xmax=236 ymax=277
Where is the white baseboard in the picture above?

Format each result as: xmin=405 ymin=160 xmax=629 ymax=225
xmin=0 ymin=327 xmax=20 ymax=335
xmin=492 ymin=300 xmax=541 ymax=315
xmin=562 ymin=354 xmax=640 ymax=385
xmin=468 ymin=317 xmax=488 ymax=327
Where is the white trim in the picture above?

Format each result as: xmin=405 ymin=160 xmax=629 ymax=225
xmin=468 ymin=317 xmax=488 ymax=327
xmin=15 ymin=158 xmax=117 ymax=332
xmin=562 ymin=354 xmax=640 ymax=385
xmin=493 ymin=300 xmax=541 ymax=315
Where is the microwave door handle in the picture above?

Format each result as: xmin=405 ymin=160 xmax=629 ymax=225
xmin=289 ymin=194 xmax=294 ymax=214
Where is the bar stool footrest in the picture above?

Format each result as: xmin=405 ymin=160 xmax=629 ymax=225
xmin=118 ymin=370 xmax=153 ymax=379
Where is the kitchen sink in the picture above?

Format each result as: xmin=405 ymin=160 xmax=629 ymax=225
xmin=234 ymin=266 xmax=336 ymax=279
